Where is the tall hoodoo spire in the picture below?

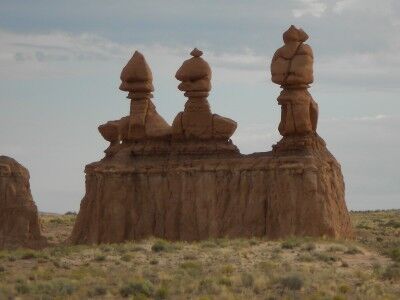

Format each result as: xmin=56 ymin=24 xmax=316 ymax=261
xmin=270 ymin=25 xmax=318 ymax=140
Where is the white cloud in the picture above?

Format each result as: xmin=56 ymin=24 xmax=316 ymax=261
xmin=292 ymin=0 xmax=327 ymax=18
xmin=333 ymin=0 xmax=394 ymax=15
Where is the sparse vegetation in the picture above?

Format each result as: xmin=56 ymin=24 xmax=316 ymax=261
xmin=0 ymin=211 xmax=399 ymax=299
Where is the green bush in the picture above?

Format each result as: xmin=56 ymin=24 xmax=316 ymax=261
xmin=382 ymin=263 xmax=400 ymax=280
xmin=88 ymin=286 xmax=107 ymax=297
xmin=345 ymin=246 xmax=363 ymax=255
xmin=281 ymin=238 xmax=301 ymax=249
xmin=15 ymin=282 xmax=30 ymax=294
xmin=280 ymin=274 xmax=303 ymax=291
xmin=93 ymin=255 xmax=106 ymax=262
xmin=155 ymin=286 xmax=169 ymax=300
xmin=388 ymin=248 xmax=400 ymax=262
xmin=241 ymin=272 xmax=254 ymax=288
xmin=151 ymin=240 xmax=169 ymax=252
xmin=119 ymin=280 xmax=154 ymax=298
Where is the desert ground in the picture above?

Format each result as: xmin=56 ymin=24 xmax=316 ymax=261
xmin=0 ymin=210 xmax=399 ymax=300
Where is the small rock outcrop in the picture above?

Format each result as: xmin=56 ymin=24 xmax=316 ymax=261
xmin=0 ymin=156 xmax=46 ymax=249
xmin=70 ymin=27 xmax=353 ymax=245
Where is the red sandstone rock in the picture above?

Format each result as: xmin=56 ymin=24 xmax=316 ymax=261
xmin=99 ymin=51 xmax=171 ymax=156
xmin=271 ymin=25 xmax=318 ymax=137
xmin=70 ymin=33 xmax=353 ymax=245
xmin=0 ymin=156 xmax=46 ymax=249
xmin=172 ymin=49 xmax=238 ymax=147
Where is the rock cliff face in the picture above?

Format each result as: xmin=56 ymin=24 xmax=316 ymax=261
xmin=70 ymin=27 xmax=353 ymax=244
xmin=0 ymin=156 xmax=46 ymax=249
xmin=70 ymin=133 xmax=352 ymax=244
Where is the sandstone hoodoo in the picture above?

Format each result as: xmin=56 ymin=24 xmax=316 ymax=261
xmin=71 ymin=27 xmax=352 ymax=245
xmin=0 ymin=156 xmax=46 ymax=249
xmin=171 ymin=48 xmax=239 ymax=155
xmin=99 ymin=51 xmax=171 ymax=157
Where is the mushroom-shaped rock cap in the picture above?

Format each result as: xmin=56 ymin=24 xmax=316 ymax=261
xmin=283 ymin=25 xmax=309 ymax=44
xmin=175 ymin=48 xmax=212 ymax=81
xmin=120 ymin=51 xmax=153 ymax=82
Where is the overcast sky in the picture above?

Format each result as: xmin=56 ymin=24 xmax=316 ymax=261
xmin=0 ymin=0 xmax=399 ymax=213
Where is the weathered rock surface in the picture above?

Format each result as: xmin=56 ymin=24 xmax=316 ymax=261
xmin=71 ymin=29 xmax=353 ymax=244
xmin=70 ymin=137 xmax=352 ymax=244
xmin=0 ymin=156 xmax=46 ymax=249
xmin=172 ymin=48 xmax=238 ymax=154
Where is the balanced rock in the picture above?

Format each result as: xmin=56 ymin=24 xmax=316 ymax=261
xmin=0 ymin=156 xmax=46 ymax=249
xmin=172 ymin=48 xmax=238 ymax=154
xmin=99 ymin=51 xmax=171 ymax=156
xmin=271 ymin=25 xmax=318 ymax=139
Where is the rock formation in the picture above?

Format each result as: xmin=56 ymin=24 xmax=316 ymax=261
xmin=171 ymin=48 xmax=239 ymax=155
xmin=0 ymin=156 xmax=46 ymax=249
xmin=99 ymin=51 xmax=171 ymax=157
xmin=271 ymin=25 xmax=320 ymax=153
xmin=70 ymin=30 xmax=353 ymax=245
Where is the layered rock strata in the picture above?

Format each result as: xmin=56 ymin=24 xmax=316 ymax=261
xmin=70 ymin=147 xmax=352 ymax=244
xmin=71 ymin=30 xmax=353 ymax=244
xmin=0 ymin=156 xmax=46 ymax=249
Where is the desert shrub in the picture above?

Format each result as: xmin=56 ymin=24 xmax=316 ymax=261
xmin=327 ymin=245 xmax=346 ymax=252
xmin=388 ymin=248 xmax=400 ymax=262
xmin=200 ymin=240 xmax=218 ymax=248
xmin=313 ymin=251 xmax=338 ymax=263
xmin=155 ymin=286 xmax=169 ymax=300
xmin=297 ymin=253 xmax=315 ymax=262
xmin=0 ymin=265 xmax=5 ymax=273
xmin=88 ymin=286 xmax=107 ymax=297
xmin=34 ymin=279 xmax=76 ymax=296
xmin=197 ymin=278 xmax=220 ymax=295
xmin=381 ymin=263 xmax=400 ymax=280
xmin=180 ymin=261 xmax=202 ymax=277
xmin=20 ymin=250 xmax=38 ymax=260
xmin=281 ymin=238 xmax=301 ymax=249
xmin=383 ymin=220 xmax=400 ymax=229
xmin=119 ymin=280 xmax=154 ymax=298
xmin=302 ymin=242 xmax=316 ymax=251
xmin=345 ymin=246 xmax=363 ymax=255
xmin=356 ymin=223 xmax=371 ymax=230
xmin=150 ymin=259 xmax=159 ymax=265
xmin=93 ymin=255 xmax=106 ymax=262
xmin=152 ymin=240 xmax=170 ymax=252
xmin=241 ymin=272 xmax=254 ymax=288
xmin=220 ymin=264 xmax=234 ymax=275
xmin=218 ymin=277 xmax=232 ymax=287
xmin=120 ymin=254 xmax=131 ymax=262
xmin=280 ymin=274 xmax=303 ymax=291
xmin=339 ymin=284 xmax=350 ymax=294
xmin=15 ymin=282 xmax=30 ymax=294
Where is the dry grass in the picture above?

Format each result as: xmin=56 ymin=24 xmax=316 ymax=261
xmin=0 ymin=210 xmax=399 ymax=299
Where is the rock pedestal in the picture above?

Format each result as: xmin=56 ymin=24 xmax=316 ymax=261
xmin=0 ymin=156 xmax=47 ymax=249
xmin=71 ymin=31 xmax=353 ymax=244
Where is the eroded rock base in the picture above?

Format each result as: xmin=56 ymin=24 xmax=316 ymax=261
xmin=70 ymin=136 xmax=353 ymax=244
xmin=0 ymin=156 xmax=47 ymax=249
